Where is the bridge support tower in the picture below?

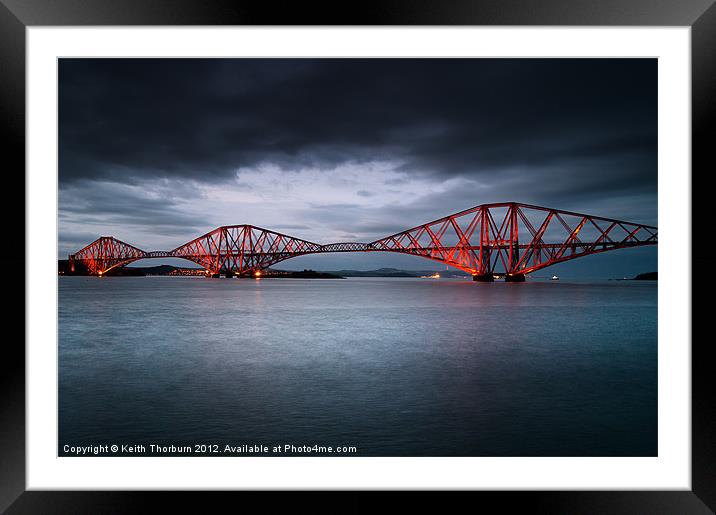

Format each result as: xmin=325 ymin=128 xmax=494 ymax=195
xmin=472 ymin=274 xmax=494 ymax=282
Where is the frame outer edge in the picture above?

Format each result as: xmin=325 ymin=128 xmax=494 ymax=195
xmin=3 ymin=0 xmax=714 ymax=512
xmin=0 ymin=0 xmax=715 ymax=26
xmin=692 ymin=0 xmax=716 ymax=511
xmin=0 ymin=0 xmax=27 ymax=513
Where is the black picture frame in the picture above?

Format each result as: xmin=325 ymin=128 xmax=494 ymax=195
xmin=2 ymin=1 xmax=712 ymax=512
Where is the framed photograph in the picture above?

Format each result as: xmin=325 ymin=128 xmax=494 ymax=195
xmin=4 ymin=0 xmax=713 ymax=512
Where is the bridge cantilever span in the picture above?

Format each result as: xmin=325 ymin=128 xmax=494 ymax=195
xmin=68 ymin=202 xmax=657 ymax=280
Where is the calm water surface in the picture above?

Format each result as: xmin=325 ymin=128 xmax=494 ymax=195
xmin=59 ymin=276 xmax=657 ymax=456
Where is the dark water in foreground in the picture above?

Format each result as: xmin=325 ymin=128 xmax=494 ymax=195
xmin=59 ymin=276 xmax=657 ymax=457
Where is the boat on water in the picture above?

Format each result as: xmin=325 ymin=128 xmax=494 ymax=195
xmin=551 ymin=275 xmax=559 ymax=281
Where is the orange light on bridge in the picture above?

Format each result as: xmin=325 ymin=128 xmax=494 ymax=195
xmin=254 ymin=270 xmax=261 ymax=278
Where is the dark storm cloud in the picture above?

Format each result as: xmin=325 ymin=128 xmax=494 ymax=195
xmin=58 ymin=230 xmax=106 ymax=247
xmin=59 ymin=58 xmax=657 ymax=200
xmin=59 ymin=181 xmax=209 ymax=232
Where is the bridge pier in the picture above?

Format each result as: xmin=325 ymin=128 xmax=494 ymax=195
xmin=472 ymin=274 xmax=494 ymax=282
xmin=504 ymin=273 xmax=526 ymax=282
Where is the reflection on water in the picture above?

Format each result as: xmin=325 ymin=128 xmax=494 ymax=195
xmin=59 ymin=276 xmax=657 ymax=456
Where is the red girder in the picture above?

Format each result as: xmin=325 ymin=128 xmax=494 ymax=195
xmin=68 ymin=202 xmax=657 ymax=277
xmin=69 ymin=236 xmax=147 ymax=275
xmin=169 ymin=225 xmax=323 ymax=275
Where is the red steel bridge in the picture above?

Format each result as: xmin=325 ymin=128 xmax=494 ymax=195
xmin=68 ymin=202 xmax=657 ymax=281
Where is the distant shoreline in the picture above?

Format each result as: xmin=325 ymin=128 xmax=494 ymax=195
xmin=57 ymin=260 xmax=657 ymax=281
xmin=57 ymin=261 xmax=470 ymax=279
xmin=612 ymin=271 xmax=658 ymax=281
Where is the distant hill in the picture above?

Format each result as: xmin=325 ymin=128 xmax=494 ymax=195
xmin=633 ymin=271 xmax=657 ymax=280
xmin=326 ymin=267 xmax=470 ymax=278
xmin=268 ymin=270 xmax=342 ymax=279
xmin=58 ymin=260 xmax=191 ymax=276
xmin=328 ymin=268 xmax=416 ymax=278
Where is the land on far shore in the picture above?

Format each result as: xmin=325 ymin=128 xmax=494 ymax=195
xmin=57 ymin=260 xmax=657 ymax=281
xmin=323 ymin=267 xmax=470 ymax=278
xmin=58 ymin=261 xmax=464 ymax=279
xmin=612 ymin=271 xmax=658 ymax=281
xmin=58 ymin=260 xmax=344 ymax=278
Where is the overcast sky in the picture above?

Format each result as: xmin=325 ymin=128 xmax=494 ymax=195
xmin=59 ymin=58 xmax=657 ymax=276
